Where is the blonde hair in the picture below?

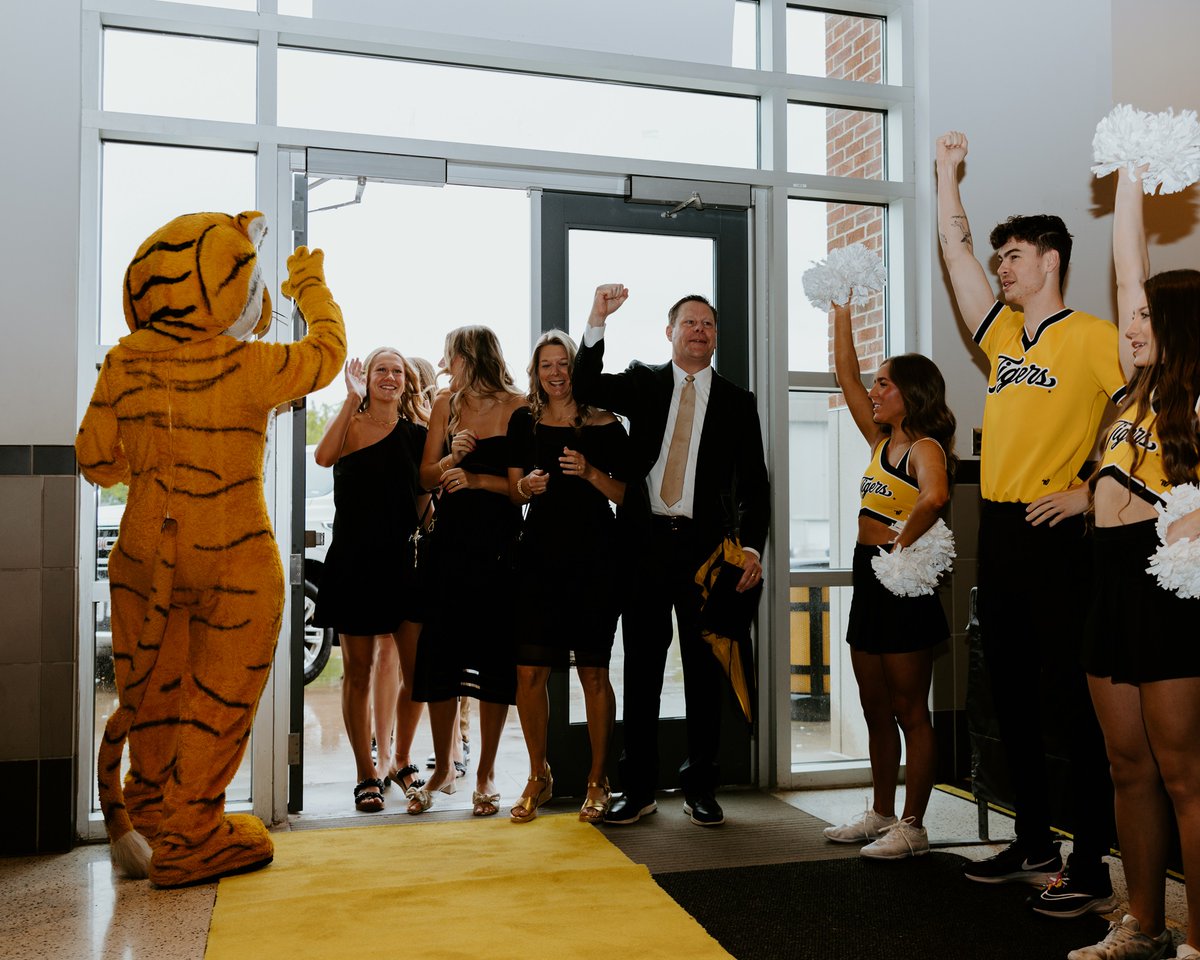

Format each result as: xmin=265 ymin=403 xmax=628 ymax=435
xmin=360 ymin=347 xmax=429 ymax=426
xmin=525 ymin=329 xmax=593 ymax=428
xmin=408 ymin=356 xmax=439 ymax=411
xmin=443 ymin=326 xmax=522 ymax=434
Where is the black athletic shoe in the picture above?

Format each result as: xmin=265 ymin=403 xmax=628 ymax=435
xmin=604 ymin=794 xmax=657 ymax=825
xmin=1029 ymin=863 xmax=1118 ymax=918
xmin=683 ymin=795 xmax=725 ymax=827
xmin=964 ymin=840 xmax=1063 ymax=884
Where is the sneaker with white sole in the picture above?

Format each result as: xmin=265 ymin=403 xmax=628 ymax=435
xmin=860 ymin=817 xmax=929 ymax=860
xmin=1066 ymin=915 xmax=1172 ymax=960
xmin=1029 ymin=863 xmax=1117 ymax=918
xmin=822 ymin=805 xmax=898 ymax=843
xmin=963 ymin=839 xmax=1062 ymax=884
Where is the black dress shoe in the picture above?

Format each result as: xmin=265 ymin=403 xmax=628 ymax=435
xmin=683 ymin=795 xmax=724 ymax=827
xmin=604 ymin=793 xmax=657 ymax=825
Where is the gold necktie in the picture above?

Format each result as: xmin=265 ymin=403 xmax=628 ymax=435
xmin=660 ymin=374 xmax=695 ymax=507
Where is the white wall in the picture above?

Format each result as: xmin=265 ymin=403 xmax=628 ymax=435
xmin=915 ymin=0 xmax=1115 ymax=457
xmin=1111 ymin=0 xmax=1200 ymax=277
xmin=0 ymin=0 xmax=82 ymax=445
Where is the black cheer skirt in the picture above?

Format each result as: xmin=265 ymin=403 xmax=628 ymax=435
xmin=845 ymin=542 xmax=949 ymax=655
xmin=1082 ymin=519 xmax=1200 ymax=684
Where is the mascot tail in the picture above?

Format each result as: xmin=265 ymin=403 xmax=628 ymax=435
xmin=98 ymin=519 xmax=178 ymax=878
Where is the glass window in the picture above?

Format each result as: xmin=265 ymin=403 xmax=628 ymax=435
xmin=788 ymin=103 xmax=885 ymax=180
xmin=732 ymin=0 xmax=758 ymax=69
xmin=100 ymin=143 xmax=257 ymax=345
xmin=92 ymin=600 xmax=116 ymax=814
xmin=277 ymin=49 xmax=758 ymax=169
xmin=302 ymin=180 xmax=530 ymax=413
xmin=566 ymin=230 xmax=714 ymax=375
xmin=787 ymin=6 xmax=885 ymax=83
xmin=788 ymin=386 xmax=872 ymax=572
xmin=791 ymin=584 xmax=874 ymax=764
xmin=102 ymin=30 xmax=257 ymax=124
xmin=156 ymin=0 xmax=257 ymax=8
xmin=787 ymin=198 xmax=886 ymax=371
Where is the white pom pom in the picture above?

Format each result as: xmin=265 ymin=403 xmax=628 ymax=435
xmin=1092 ymin=104 xmax=1200 ymax=195
xmin=801 ymin=261 xmax=850 ymax=312
xmin=111 ymin=830 xmax=152 ymax=879
xmin=1147 ymin=483 xmax=1200 ymax=598
xmin=800 ymin=242 xmax=885 ymax=311
xmin=870 ymin=517 xmax=956 ymax=597
xmin=826 ymin=243 xmax=887 ymax=306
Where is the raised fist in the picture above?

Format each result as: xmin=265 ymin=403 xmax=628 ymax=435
xmin=281 ymin=246 xmax=326 ymax=301
xmin=936 ymin=131 xmax=968 ymax=167
xmin=589 ymin=283 xmax=629 ymax=325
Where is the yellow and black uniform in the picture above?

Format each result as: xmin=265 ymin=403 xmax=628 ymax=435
xmin=846 ymin=437 xmax=948 ymax=655
xmin=975 ymin=302 xmax=1126 ymax=502
xmin=859 ymin=437 xmax=921 ymax=526
xmin=971 ymin=301 xmax=1118 ymax=870
xmin=1094 ymin=408 xmax=1171 ymax=507
xmin=1086 ymin=402 xmax=1200 ymax=684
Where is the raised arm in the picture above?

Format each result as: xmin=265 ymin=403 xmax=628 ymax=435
xmin=832 ymin=303 xmax=884 ymax=445
xmin=313 ymin=359 xmax=366 ymax=467
xmin=935 ymin=132 xmax=996 ymax=335
xmin=1112 ymin=166 xmax=1149 ymax=381
xmin=574 ymin=283 xmax=641 ymax=414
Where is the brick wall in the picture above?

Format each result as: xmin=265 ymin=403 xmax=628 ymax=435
xmin=825 ymin=13 xmax=886 ymax=378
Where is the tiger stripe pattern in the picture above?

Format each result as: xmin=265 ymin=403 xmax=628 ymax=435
xmin=77 ymin=212 xmax=345 ymax=887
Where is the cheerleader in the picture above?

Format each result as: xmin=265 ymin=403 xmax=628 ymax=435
xmin=822 ymin=295 xmax=957 ymax=860
xmin=1064 ymin=159 xmax=1200 ymax=960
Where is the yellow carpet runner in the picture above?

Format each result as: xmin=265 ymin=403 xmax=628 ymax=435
xmin=205 ymin=813 xmax=732 ymax=960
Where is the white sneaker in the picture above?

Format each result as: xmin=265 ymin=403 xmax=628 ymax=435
xmin=1067 ymin=915 xmax=1172 ymax=960
xmin=822 ymin=805 xmax=898 ymax=843
xmin=860 ymin=817 xmax=930 ymax=860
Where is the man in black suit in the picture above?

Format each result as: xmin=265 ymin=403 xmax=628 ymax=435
xmin=573 ymin=283 xmax=770 ymax=827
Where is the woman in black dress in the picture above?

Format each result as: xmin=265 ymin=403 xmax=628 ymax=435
xmin=313 ymin=347 xmax=429 ymax=812
xmin=506 ymin=331 xmax=629 ymax=824
xmin=408 ymin=326 xmax=525 ymax=816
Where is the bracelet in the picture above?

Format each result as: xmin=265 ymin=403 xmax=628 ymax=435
xmin=516 ymin=477 xmax=531 ymax=500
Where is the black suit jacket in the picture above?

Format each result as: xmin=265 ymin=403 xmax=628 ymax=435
xmin=573 ymin=336 xmax=770 ymax=556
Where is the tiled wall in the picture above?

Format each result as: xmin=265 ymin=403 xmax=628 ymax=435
xmin=0 ymin=445 xmax=78 ymax=854
xmin=931 ymin=461 xmax=980 ymax=784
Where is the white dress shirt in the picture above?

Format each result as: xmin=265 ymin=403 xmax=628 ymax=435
xmin=583 ymin=323 xmax=760 ymax=561
xmin=582 ymin=323 xmax=711 ymax=518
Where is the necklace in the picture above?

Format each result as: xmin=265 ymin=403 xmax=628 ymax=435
xmin=361 ymin=408 xmax=398 ymax=428
xmin=544 ymin=403 xmax=578 ymax=426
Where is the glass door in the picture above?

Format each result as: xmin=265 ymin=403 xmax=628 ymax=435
xmin=537 ymin=191 xmax=754 ymax=794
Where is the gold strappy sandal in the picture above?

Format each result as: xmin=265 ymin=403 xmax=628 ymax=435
xmin=578 ymin=778 xmax=611 ymax=823
xmin=509 ymin=766 xmax=553 ymax=823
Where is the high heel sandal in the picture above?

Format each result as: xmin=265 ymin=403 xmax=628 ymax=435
xmin=406 ymin=775 xmax=456 ymax=815
xmin=509 ymin=766 xmax=553 ymax=823
xmin=578 ymin=778 xmax=611 ymax=823
xmin=385 ymin=763 xmax=424 ymax=793
xmin=472 ymin=790 xmax=501 ymax=817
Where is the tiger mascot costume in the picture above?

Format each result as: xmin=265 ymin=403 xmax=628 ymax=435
xmin=76 ymin=211 xmax=346 ymax=887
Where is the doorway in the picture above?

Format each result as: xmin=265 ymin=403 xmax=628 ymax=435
xmin=287 ymin=167 xmax=756 ymax=814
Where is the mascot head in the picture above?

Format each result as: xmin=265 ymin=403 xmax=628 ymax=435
xmin=122 ymin=211 xmax=272 ymax=349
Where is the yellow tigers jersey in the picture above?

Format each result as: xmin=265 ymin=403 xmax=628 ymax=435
xmin=975 ymin=302 xmax=1126 ymax=502
xmin=859 ymin=437 xmax=920 ymax=526
xmin=1097 ymin=408 xmax=1172 ymax=507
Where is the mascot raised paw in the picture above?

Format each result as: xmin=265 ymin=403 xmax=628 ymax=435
xmin=76 ymin=212 xmax=346 ymax=886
